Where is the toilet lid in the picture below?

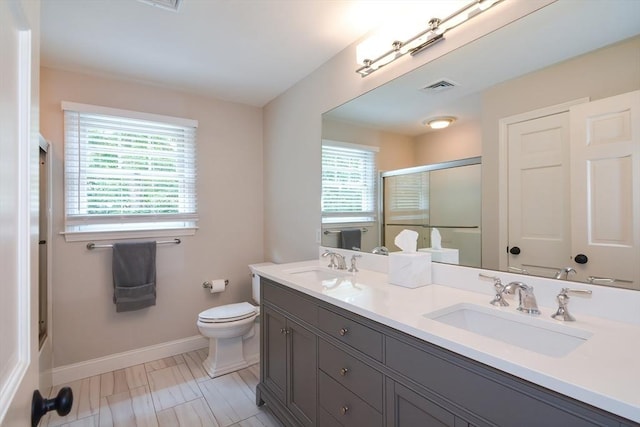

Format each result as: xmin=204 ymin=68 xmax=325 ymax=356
xmin=198 ymin=302 xmax=257 ymax=323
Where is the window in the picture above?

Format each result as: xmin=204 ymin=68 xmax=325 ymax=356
xmin=63 ymin=102 xmax=198 ymax=239
xmin=322 ymin=140 xmax=378 ymax=223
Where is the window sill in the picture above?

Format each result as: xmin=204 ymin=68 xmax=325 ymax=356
xmin=61 ymin=227 xmax=197 ymax=243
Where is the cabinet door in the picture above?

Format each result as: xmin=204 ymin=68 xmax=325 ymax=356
xmin=288 ymin=318 xmax=318 ymax=426
xmin=263 ymin=306 xmax=287 ymax=401
xmin=386 ymin=381 xmax=456 ymax=427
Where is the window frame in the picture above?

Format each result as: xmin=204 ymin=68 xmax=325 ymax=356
xmin=61 ymin=102 xmax=199 ymax=242
xmin=321 ymin=139 xmax=378 ymax=225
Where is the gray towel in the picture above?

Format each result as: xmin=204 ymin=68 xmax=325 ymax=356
xmin=112 ymin=241 xmax=157 ymax=312
xmin=340 ymin=229 xmax=362 ymax=251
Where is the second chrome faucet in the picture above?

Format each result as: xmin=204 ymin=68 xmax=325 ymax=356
xmin=480 ymin=274 xmax=540 ymax=315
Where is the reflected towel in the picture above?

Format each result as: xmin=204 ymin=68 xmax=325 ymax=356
xmin=112 ymin=241 xmax=157 ymax=312
xmin=340 ymin=229 xmax=362 ymax=251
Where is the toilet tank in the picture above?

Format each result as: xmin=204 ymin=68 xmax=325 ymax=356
xmin=248 ymin=262 xmax=274 ymax=304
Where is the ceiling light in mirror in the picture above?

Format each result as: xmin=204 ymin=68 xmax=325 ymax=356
xmin=424 ymin=117 xmax=456 ymax=129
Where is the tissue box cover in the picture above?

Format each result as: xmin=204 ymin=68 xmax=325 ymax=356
xmin=388 ymin=252 xmax=432 ymax=288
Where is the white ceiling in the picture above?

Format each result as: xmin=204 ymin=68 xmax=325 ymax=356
xmin=40 ymin=0 xmax=468 ymax=107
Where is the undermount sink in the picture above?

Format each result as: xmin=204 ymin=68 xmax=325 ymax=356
xmin=284 ymin=266 xmax=349 ymax=282
xmin=424 ymin=303 xmax=592 ymax=358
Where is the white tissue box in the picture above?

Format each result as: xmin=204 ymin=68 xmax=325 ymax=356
xmin=418 ymin=248 xmax=459 ymax=264
xmin=388 ymin=252 xmax=432 ymax=288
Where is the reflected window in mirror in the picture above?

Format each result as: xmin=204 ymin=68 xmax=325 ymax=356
xmin=321 ymin=140 xmax=378 ymax=224
xmin=321 ymin=141 xmax=378 ymax=251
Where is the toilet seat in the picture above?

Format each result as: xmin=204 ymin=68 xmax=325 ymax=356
xmin=198 ymin=302 xmax=257 ymax=323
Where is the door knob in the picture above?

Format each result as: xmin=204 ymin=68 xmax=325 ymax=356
xmin=32 ymin=387 xmax=73 ymax=427
xmin=509 ymin=246 xmax=521 ymax=255
xmin=574 ymin=254 xmax=588 ymax=264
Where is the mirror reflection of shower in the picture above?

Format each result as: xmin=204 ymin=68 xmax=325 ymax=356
xmin=382 ymin=158 xmax=482 ymax=267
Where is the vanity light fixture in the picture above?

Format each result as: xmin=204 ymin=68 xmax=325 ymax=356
xmin=424 ymin=117 xmax=456 ymax=129
xmin=356 ymin=0 xmax=503 ymax=77
xmin=137 ymin=0 xmax=183 ymax=12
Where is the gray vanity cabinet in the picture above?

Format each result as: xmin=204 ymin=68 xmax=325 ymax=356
xmin=260 ymin=293 xmax=318 ymax=426
xmin=386 ymin=380 xmax=470 ymax=427
xmin=258 ymin=278 xmax=636 ymax=427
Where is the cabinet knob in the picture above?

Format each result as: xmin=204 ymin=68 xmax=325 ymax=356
xmin=280 ymin=328 xmax=290 ymax=335
xmin=340 ymin=406 xmax=349 ymax=415
xmin=339 ymin=368 xmax=349 ymax=376
xmin=338 ymin=327 xmax=348 ymax=336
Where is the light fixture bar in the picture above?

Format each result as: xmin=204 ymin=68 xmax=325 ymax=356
xmin=356 ymin=0 xmax=503 ymax=77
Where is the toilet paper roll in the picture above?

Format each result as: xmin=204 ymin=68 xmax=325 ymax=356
xmin=208 ymin=279 xmax=227 ymax=294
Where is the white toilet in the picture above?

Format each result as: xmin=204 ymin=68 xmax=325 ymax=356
xmin=196 ymin=263 xmax=272 ymax=378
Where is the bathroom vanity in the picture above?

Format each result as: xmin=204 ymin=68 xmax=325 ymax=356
xmin=254 ymin=260 xmax=640 ymax=427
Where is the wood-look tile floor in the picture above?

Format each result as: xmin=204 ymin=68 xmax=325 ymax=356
xmin=42 ymin=349 xmax=283 ymax=427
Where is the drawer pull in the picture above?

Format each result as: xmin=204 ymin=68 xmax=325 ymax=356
xmin=339 ymin=368 xmax=349 ymax=376
xmin=340 ymin=406 xmax=349 ymax=415
xmin=339 ymin=327 xmax=349 ymax=336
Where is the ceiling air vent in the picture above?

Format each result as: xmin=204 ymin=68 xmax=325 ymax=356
xmin=421 ymin=79 xmax=459 ymax=93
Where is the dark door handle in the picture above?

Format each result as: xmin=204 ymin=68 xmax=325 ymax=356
xmin=574 ymin=254 xmax=589 ymax=264
xmin=32 ymin=387 xmax=73 ymax=427
xmin=509 ymin=246 xmax=521 ymax=255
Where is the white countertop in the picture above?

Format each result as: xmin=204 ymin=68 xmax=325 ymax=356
xmin=253 ymin=260 xmax=640 ymax=423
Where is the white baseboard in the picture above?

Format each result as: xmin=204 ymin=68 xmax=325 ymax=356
xmin=52 ymin=335 xmax=208 ymax=385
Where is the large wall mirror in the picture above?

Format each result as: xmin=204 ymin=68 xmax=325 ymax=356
xmin=321 ymin=1 xmax=640 ymax=290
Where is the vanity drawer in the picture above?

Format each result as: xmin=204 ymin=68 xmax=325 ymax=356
xmin=318 ymin=407 xmax=343 ymax=427
xmin=319 ymin=371 xmax=382 ymax=427
xmin=262 ymin=279 xmax=317 ymax=326
xmin=318 ymin=307 xmax=382 ymax=361
xmin=319 ymin=339 xmax=383 ymax=408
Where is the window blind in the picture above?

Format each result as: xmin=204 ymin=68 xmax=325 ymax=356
xmin=63 ymin=103 xmax=198 ymax=233
xmin=322 ymin=143 xmax=377 ymax=223
xmin=384 ymin=172 xmax=429 ymax=223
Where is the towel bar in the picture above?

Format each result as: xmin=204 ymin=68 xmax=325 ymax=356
xmin=86 ymin=238 xmax=181 ymax=250
xmin=323 ymin=228 xmax=368 ymax=235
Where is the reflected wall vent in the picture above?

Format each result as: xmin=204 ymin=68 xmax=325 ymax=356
xmin=421 ymin=79 xmax=458 ymax=93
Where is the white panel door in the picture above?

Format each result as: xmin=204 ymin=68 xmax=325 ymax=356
xmin=0 ymin=0 xmax=39 ymax=425
xmin=508 ymin=112 xmax=571 ymax=277
xmin=570 ymin=90 xmax=640 ymax=289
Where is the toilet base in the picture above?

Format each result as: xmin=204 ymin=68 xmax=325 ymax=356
xmin=202 ymin=328 xmax=259 ymax=378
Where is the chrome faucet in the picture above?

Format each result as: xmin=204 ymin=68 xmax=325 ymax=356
xmin=554 ymin=267 xmax=576 ymax=280
xmin=322 ymin=250 xmax=347 ymax=270
xmin=551 ymin=287 xmax=592 ymax=321
xmin=372 ymin=246 xmax=389 ymax=256
xmin=479 ymin=273 xmax=509 ymax=307
xmin=348 ymin=254 xmax=362 ymax=273
xmin=504 ymin=281 xmax=541 ymax=315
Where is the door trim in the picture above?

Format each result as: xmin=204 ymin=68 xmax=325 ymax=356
xmin=497 ymin=98 xmax=589 ymax=271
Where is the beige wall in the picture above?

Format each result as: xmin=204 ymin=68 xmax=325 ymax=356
xmin=263 ymin=0 xmax=552 ymax=263
xmin=481 ymin=35 xmax=640 ymax=269
xmin=414 ymin=120 xmax=482 ymax=165
xmin=40 ymin=68 xmax=264 ymax=366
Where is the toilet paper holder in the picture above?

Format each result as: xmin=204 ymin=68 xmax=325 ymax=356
xmin=202 ymin=279 xmax=229 ymax=289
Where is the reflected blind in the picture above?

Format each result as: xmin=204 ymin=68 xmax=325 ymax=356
xmin=63 ymin=102 xmax=198 ymax=232
xmin=322 ymin=143 xmax=377 ymax=223
xmin=384 ymin=172 xmax=429 ymax=223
